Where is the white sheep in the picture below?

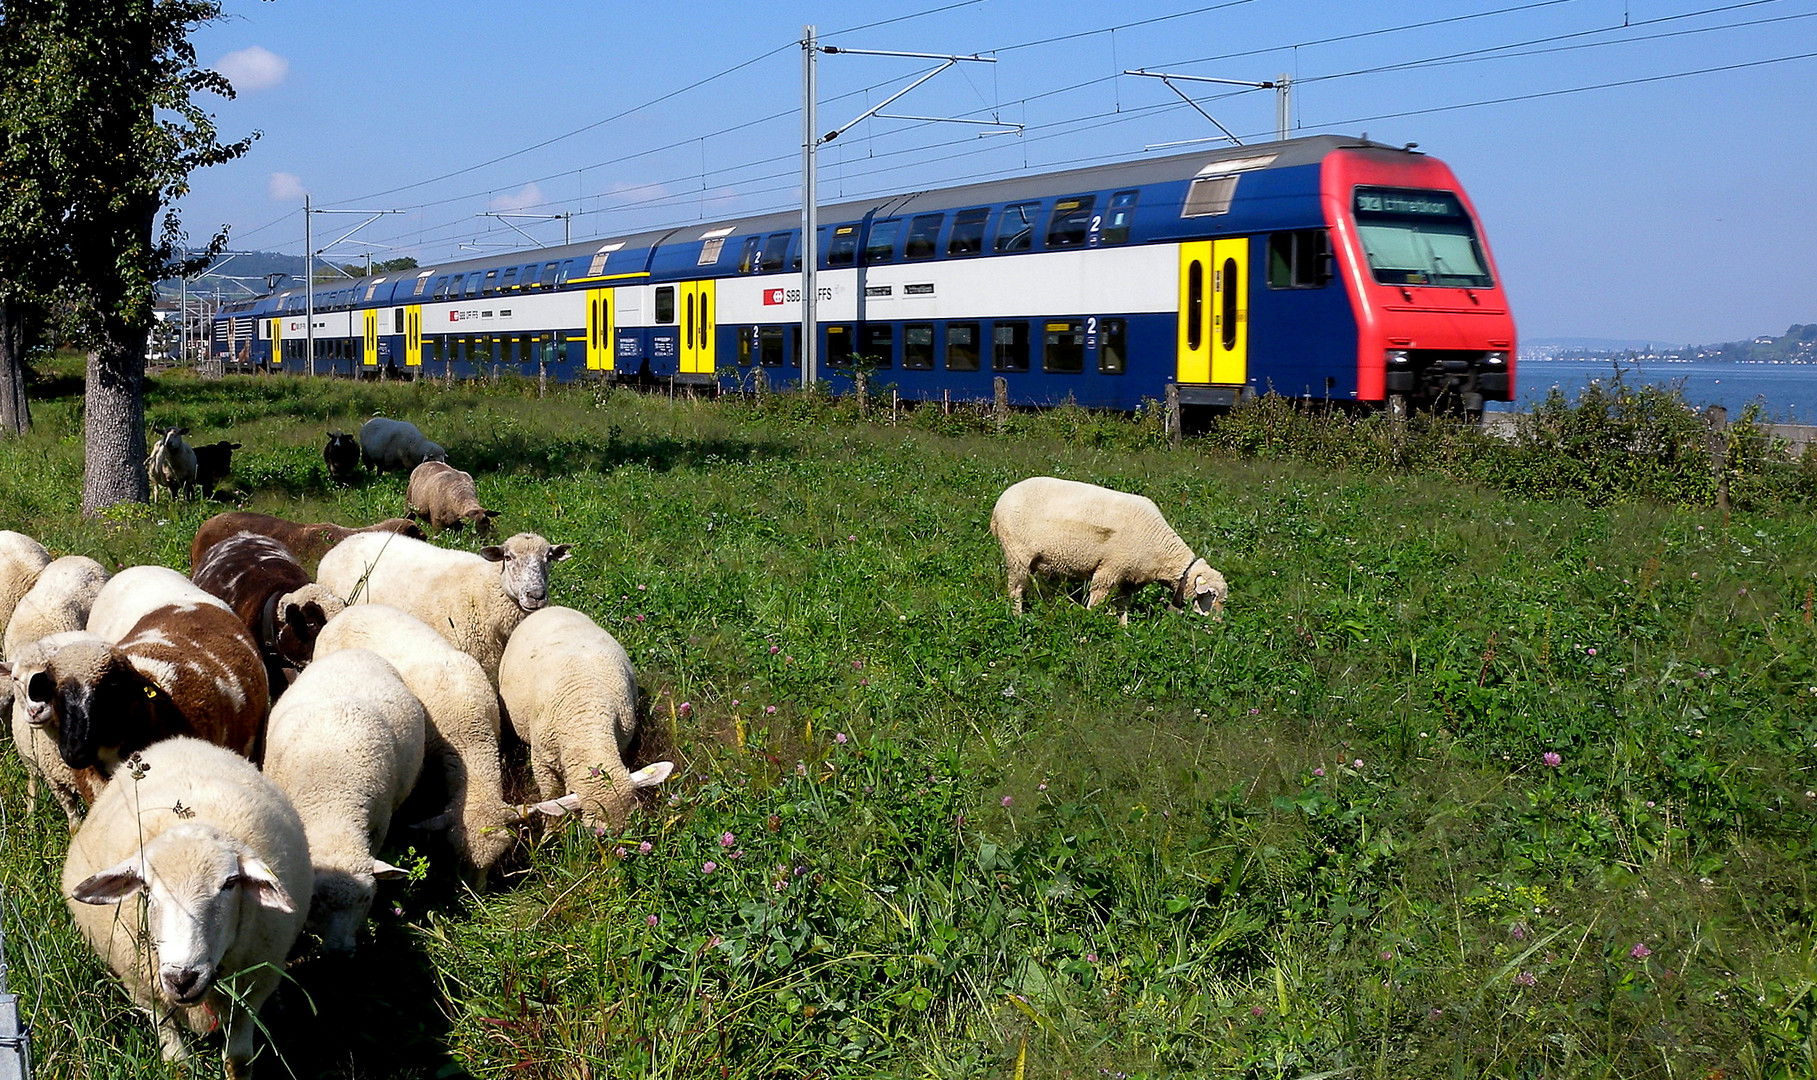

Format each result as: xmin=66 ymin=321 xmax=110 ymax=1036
xmin=0 ymin=529 xmax=52 ymax=632
xmin=359 ymin=416 xmax=448 ymax=473
xmin=63 ymin=736 xmax=309 ymax=1077
xmin=261 ymin=648 xmax=424 ymax=956
xmin=4 ymin=554 xmax=109 ymax=658
xmin=989 ymin=476 xmax=1228 ymax=625
xmin=86 ymin=563 xmax=233 ymax=643
xmin=4 ymin=631 xmax=105 ymax=827
xmin=317 ymin=531 xmax=571 ymax=684
xmin=498 ymin=606 xmax=674 ymax=830
xmin=147 ymin=426 xmax=199 ymax=500
xmin=311 ymin=605 xmax=517 ymax=884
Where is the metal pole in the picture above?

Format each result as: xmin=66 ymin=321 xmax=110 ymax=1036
xmin=1276 ymin=74 xmax=1291 ymax=141
xmin=0 ymin=835 xmax=34 ymax=1080
xmin=178 ymin=275 xmax=187 ymax=367
xmin=801 ymin=25 xmax=818 ymax=389
xmin=304 ymin=194 xmax=314 ymax=377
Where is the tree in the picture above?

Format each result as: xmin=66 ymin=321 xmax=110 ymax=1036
xmin=0 ymin=0 xmax=256 ymax=513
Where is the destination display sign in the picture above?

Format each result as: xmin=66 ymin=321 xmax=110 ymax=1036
xmin=1354 ymin=188 xmax=1462 ymax=218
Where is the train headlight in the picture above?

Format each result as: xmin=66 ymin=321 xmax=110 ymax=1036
xmin=1485 ymin=351 xmax=1508 ymax=366
xmin=1385 ymin=349 xmax=1411 ymax=366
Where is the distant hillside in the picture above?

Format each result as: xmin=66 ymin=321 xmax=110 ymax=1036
xmin=1523 ymin=325 xmax=1817 ymax=365
xmin=157 ymin=250 xmax=417 ymax=301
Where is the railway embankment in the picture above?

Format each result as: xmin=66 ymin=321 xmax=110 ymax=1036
xmin=1481 ymin=412 xmax=1817 ymax=454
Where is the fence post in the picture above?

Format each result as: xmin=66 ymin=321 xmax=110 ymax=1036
xmin=753 ymin=366 xmax=769 ymax=401
xmin=856 ymin=370 xmax=869 ymax=417
xmin=994 ymin=377 xmax=1009 ymax=433
xmin=1707 ymin=404 xmax=1730 ymax=511
xmin=943 ymin=388 xmax=951 ymax=415
xmin=1165 ymin=383 xmax=1181 ymax=448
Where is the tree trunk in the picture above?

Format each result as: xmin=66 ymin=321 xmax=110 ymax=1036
xmin=0 ymin=297 xmax=31 ymax=436
xmin=81 ymin=332 xmax=148 ymax=515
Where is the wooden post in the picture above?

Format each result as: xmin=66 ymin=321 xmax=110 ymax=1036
xmin=856 ymin=369 xmax=869 ymax=417
xmin=942 ymin=388 xmax=951 ymax=415
xmin=1165 ymin=383 xmax=1181 ymax=448
xmin=1707 ymin=404 xmax=1730 ymax=511
xmin=994 ymin=377 xmax=1009 ymax=433
xmin=892 ymin=389 xmax=899 ymax=424
xmin=753 ymin=366 xmax=769 ymax=400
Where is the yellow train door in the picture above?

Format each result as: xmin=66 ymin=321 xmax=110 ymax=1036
xmin=1210 ymin=237 xmax=1248 ymax=385
xmin=586 ymin=287 xmax=615 ymax=371
xmin=1176 ymin=241 xmax=1212 ymax=384
xmin=362 ymin=310 xmax=379 ymax=368
xmin=405 ymin=305 xmax=423 ymax=367
xmin=679 ymin=280 xmax=716 ymax=376
xmin=268 ymin=317 xmax=281 ymax=367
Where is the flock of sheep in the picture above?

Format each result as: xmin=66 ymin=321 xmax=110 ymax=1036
xmin=2 ymin=416 xmax=1227 ymax=1077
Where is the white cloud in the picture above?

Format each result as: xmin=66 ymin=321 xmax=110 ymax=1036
xmin=215 ymin=46 xmax=289 ymax=92
xmin=488 ymin=183 xmax=547 ymax=213
xmin=268 ymin=172 xmax=307 ymax=201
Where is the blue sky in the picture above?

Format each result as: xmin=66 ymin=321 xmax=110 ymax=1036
xmin=182 ymin=0 xmax=1817 ymax=346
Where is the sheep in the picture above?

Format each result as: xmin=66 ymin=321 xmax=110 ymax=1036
xmin=189 ymin=511 xmax=425 ymax=572
xmin=191 ymin=531 xmax=345 ymax=696
xmin=3 ymin=554 xmax=110 ymax=659
xmin=3 ymin=632 xmax=107 ymax=827
xmin=191 ymin=440 xmax=242 ymax=495
xmin=498 ymin=606 xmax=675 ymax=831
xmin=147 ymin=426 xmax=198 ymax=500
xmin=407 ymin=460 xmax=498 ymax=533
xmin=0 ymin=529 xmax=52 ymax=631
xmin=312 ymin=604 xmax=517 ymax=883
xmin=359 ymin=416 xmax=447 ymax=473
xmin=48 ymin=602 xmax=268 ymax=779
xmin=261 ymin=648 xmax=424 ymax=955
xmin=323 ymin=430 xmax=361 ymax=483
xmin=317 ymin=531 xmax=571 ymax=684
xmin=989 ymin=476 xmax=1228 ymax=625
xmin=87 ymin=563 xmax=233 ymax=643
xmin=63 ymin=736 xmax=309 ymax=1077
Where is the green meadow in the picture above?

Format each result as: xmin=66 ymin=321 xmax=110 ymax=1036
xmin=1 ymin=360 xmax=1814 ymax=1078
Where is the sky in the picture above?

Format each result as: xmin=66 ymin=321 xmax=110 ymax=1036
xmin=179 ymin=0 xmax=1817 ymax=347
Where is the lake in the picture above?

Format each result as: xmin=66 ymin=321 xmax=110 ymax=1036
xmin=1494 ymin=359 xmax=1817 ymax=422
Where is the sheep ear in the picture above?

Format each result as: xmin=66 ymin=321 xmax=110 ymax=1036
xmin=630 ymin=761 xmax=675 ymax=789
xmin=532 ymin=793 xmax=582 ymax=817
xmin=483 ymin=509 xmax=500 ymax=520
xmin=232 ymin=853 xmax=295 ymax=913
xmin=479 ymin=546 xmax=506 ymax=563
xmin=0 ymin=661 xmax=11 ymax=680
xmin=548 ymin=544 xmax=573 ymax=563
xmin=71 ymin=858 xmax=148 ymax=905
xmin=371 ymin=858 xmax=409 ymax=882
xmin=229 ymin=443 xmax=242 ymax=451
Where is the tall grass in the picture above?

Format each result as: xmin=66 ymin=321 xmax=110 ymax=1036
xmin=2 ymin=359 xmax=1815 ymax=1077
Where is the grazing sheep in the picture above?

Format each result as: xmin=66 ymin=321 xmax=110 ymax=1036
xmin=147 ymin=426 xmax=198 ymax=500
xmin=0 ymin=529 xmax=52 ymax=631
xmin=262 ymin=649 xmax=424 ymax=955
xmin=49 ymin=602 xmax=268 ymax=778
xmin=318 ymin=531 xmax=571 ymax=684
xmin=192 ymin=531 xmax=345 ymax=696
xmin=498 ymin=606 xmax=674 ymax=830
xmin=359 ymin=416 xmax=447 ymax=473
xmin=4 ymin=555 xmax=110 ymax=659
xmin=989 ymin=476 xmax=1228 ymax=625
xmin=407 ymin=461 xmax=498 ymax=533
xmin=313 ymin=604 xmax=517 ymax=883
xmin=3 ymin=632 xmax=106 ymax=827
xmin=87 ymin=564 xmax=232 ymax=644
xmin=63 ymin=736 xmax=309 ymax=1077
xmin=191 ymin=440 xmax=242 ymax=495
xmin=323 ymin=430 xmax=361 ymax=483
xmin=189 ymin=511 xmax=425 ymax=572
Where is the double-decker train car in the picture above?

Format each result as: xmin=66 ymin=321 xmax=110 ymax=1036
xmin=210 ymin=134 xmax=1515 ymax=414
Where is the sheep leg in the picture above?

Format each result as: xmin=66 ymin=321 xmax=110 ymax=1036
xmin=1005 ymin=563 xmax=1029 ymax=615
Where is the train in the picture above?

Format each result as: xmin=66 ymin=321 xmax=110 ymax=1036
xmin=209 ymin=133 xmax=1515 ymax=415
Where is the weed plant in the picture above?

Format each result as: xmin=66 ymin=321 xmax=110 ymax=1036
xmin=0 ymin=358 xmax=1814 ymax=1077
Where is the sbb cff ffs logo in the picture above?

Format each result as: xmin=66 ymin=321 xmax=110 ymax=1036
xmin=762 ymin=287 xmax=833 ymax=305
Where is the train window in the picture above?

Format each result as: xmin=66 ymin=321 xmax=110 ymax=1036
xmin=826 ymin=324 xmax=854 ymax=366
xmin=1221 ymin=258 xmax=1239 ymax=351
xmin=948 ymin=208 xmax=989 ymax=256
xmin=1101 ymin=191 xmax=1139 ymax=245
xmin=1352 ymin=187 xmax=1493 ymax=288
xmin=412 ymin=273 xmax=432 ymax=297
xmin=904 ymin=215 xmax=943 ymax=261
xmin=864 ymin=219 xmax=901 ymax=265
xmin=759 ymin=326 xmax=786 ymax=366
xmin=557 ymin=260 xmax=577 ymax=286
xmin=759 ymin=232 xmax=792 ymax=272
xmin=862 ymin=323 xmax=894 ymax=368
xmin=995 ymin=202 xmax=1041 ymax=252
xmin=699 ymin=237 xmax=727 ymax=265
xmin=738 ymin=238 xmax=762 ymax=274
xmin=1267 ymin=229 xmax=1332 ymax=289
xmin=1043 ymin=320 xmax=1085 ymax=373
xmin=827 ymin=225 xmax=859 ymax=267
xmin=1098 ymin=318 xmax=1127 ymax=374
xmin=992 ymin=321 xmax=1030 ymax=372
xmin=903 ymin=323 xmax=934 ymax=369
xmin=1183 ymin=175 xmax=1239 ymax=217
xmin=790 ymin=325 xmax=801 ymax=366
xmin=655 ymin=286 xmax=676 ymax=324
xmin=482 ymin=269 xmax=500 ymax=295
xmin=1187 ymin=261 xmax=1205 ymax=352
xmin=539 ymin=263 xmax=559 ymax=289
xmin=1046 ymin=196 xmax=1095 ymax=248
xmin=737 ymin=327 xmax=754 ymax=366
xmin=464 ymin=274 xmax=482 ymax=299
xmin=394 ymin=308 xmax=404 ymax=335
xmin=430 ymin=276 xmax=450 ymax=301
xmin=947 ymin=323 xmax=980 ymax=371
xmin=500 ymin=268 xmax=519 ymax=292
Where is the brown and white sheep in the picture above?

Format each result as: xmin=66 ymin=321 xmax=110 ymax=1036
xmin=189 ymin=511 xmax=425 ymax=572
xmin=191 ymin=531 xmax=345 ymax=696
xmin=64 ymin=736 xmax=309 ymax=1076
xmin=407 ymin=460 xmax=498 ymax=533
xmin=87 ymin=564 xmax=233 ymax=644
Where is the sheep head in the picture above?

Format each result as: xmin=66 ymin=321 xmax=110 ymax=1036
xmin=1177 ymin=559 xmax=1228 ymax=617
xmin=46 ymin=637 xmax=182 ymax=772
xmin=480 ymin=533 xmax=572 ymax=613
xmin=308 ymin=857 xmax=407 ymax=956
xmin=274 ymin=584 xmax=347 ymax=669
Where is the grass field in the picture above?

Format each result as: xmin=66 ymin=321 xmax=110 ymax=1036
xmin=1 ymin=360 xmax=1814 ymax=1079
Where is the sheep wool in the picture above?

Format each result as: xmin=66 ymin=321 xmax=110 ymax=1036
xmin=0 ymin=529 xmax=52 ymax=633
xmin=87 ymin=564 xmax=233 ymax=644
xmin=4 ymin=555 xmax=110 ymax=660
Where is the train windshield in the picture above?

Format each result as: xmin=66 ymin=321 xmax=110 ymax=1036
xmin=1352 ymin=187 xmax=1493 ymax=288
